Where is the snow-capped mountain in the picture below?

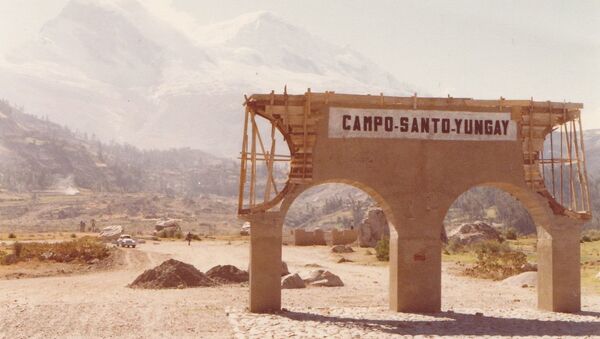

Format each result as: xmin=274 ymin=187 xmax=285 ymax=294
xmin=0 ymin=0 xmax=411 ymax=156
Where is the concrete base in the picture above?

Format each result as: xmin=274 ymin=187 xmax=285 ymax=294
xmin=389 ymin=228 xmax=441 ymax=313
xmin=248 ymin=213 xmax=283 ymax=313
xmin=537 ymin=220 xmax=581 ymax=312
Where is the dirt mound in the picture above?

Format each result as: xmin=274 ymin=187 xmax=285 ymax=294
xmin=501 ymin=271 xmax=537 ymax=287
xmin=129 ymin=259 xmax=215 ymax=289
xmin=206 ymin=265 xmax=249 ymax=284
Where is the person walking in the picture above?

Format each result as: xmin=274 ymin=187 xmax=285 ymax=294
xmin=185 ymin=232 xmax=193 ymax=246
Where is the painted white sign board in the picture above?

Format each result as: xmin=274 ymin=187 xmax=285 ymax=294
xmin=328 ymin=107 xmax=517 ymax=141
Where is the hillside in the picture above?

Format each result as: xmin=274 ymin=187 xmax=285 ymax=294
xmin=0 ymin=99 xmax=238 ymax=196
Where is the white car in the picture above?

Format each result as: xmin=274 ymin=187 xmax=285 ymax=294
xmin=116 ymin=234 xmax=136 ymax=248
xmin=240 ymin=222 xmax=251 ymax=235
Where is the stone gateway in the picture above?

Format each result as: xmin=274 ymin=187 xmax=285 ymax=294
xmin=237 ymin=90 xmax=590 ymax=314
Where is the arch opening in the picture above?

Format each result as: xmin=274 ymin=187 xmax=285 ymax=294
xmin=443 ymin=184 xmax=540 ymax=295
xmin=282 ymin=182 xmax=393 ymax=250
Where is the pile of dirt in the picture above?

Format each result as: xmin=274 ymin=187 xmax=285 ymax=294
xmin=129 ymin=259 xmax=215 ymax=289
xmin=206 ymin=265 xmax=249 ymax=284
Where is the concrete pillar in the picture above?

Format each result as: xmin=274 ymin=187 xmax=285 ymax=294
xmin=389 ymin=219 xmax=442 ymax=313
xmin=537 ymin=218 xmax=581 ymax=312
xmin=248 ymin=212 xmax=283 ymax=313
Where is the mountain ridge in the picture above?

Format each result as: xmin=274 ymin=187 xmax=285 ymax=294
xmin=0 ymin=0 xmax=409 ymax=156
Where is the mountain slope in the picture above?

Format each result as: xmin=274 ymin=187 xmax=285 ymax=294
xmin=0 ymin=0 xmax=410 ymax=156
xmin=0 ymin=99 xmax=238 ymax=196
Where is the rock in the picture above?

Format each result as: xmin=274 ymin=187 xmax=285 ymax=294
xmin=311 ymin=271 xmax=344 ymax=287
xmin=358 ymin=207 xmax=390 ymax=247
xmin=447 ymin=221 xmax=501 ymax=245
xmin=337 ymin=257 xmax=353 ymax=263
xmin=129 ymin=259 xmax=215 ymax=289
xmin=520 ymin=263 xmax=537 ymax=272
xmin=595 ymin=272 xmax=600 ymax=281
xmin=281 ymin=261 xmax=290 ymax=276
xmin=206 ymin=265 xmax=249 ymax=284
xmin=98 ymin=225 xmax=123 ymax=241
xmin=331 ymin=245 xmax=354 ymax=253
xmin=304 ymin=263 xmax=322 ymax=268
xmin=501 ymin=271 xmax=537 ymax=287
xmin=302 ymin=269 xmax=325 ymax=283
xmin=87 ymin=258 xmax=100 ymax=265
xmin=281 ymin=273 xmax=305 ymax=289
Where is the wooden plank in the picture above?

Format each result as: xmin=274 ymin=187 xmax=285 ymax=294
xmin=238 ymin=107 xmax=250 ymax=212
xmin=250 ymin=93 xmax=584 ymax=110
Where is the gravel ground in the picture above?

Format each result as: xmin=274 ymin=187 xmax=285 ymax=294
xmin=0 ymin=240 xmax=598 ymax=338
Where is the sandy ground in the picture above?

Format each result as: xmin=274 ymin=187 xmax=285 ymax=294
xmin=0 ymin=240 xmax=599 ymax=338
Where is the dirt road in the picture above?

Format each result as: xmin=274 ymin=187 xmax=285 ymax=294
xmin=0 ymin=241 xmax=599 ymax=338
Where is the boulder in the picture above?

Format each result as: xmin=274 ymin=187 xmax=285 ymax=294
xmin=331 ymin=245 xmax=354 ymax=253
xmin=358 ymin=208 xmax=389 ymax=247
xmin=311 ymin=271 xmax=344 ymax=287
xmin=301 ymin=270 xmax=344 ymax=287
xmin=447 ymin=221 xmax=502 ymax=246
xmin=206 ymin=265 xmax=249 ymax=284
xmin=281 ymin=273 xmax=305 ymax=289
xmin=302 ymin=269 xmax=325 ymax=283
xmin=281 ymin=261 xmax=290 ymax=276
xmin=98 ymin=225 xmax=123 ymax=241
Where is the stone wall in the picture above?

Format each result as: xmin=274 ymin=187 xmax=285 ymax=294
xmin=293 ymin=228 xmax=355 ymax=246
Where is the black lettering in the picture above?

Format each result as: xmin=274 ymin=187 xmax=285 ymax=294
xmin=420 ymin=118 xmax=430 ymax=133
xmin=441 ymin=119 xmax=450 ymax=133
xmin=342 ymin=115 xmax=351 ymax=130
xmin=493 ymin=120 xmax=502 ymax=135
xmin=399 ymin=117 xmax=409 ymax=132
xmin=484 ymin=120 xmax=493 ymax=134
xmin=501 ymin=120 xmax=510 ymax=135
xmin=384 ymin=117 xmax=393 ymax=132
xmin=432 ymin=118 xmax=440 ymax=133
xmin=454 ymin=119 xmax=463 ymax=133
xmin=374 ymin=116 xmax=383 ymax=131
xmin=411 ymin=118 xmax=419 ymax=132
xmin=363 ymin=116 xmax=373 ymax=131
xmin=474 ymin=120 xmax=483 ymax=134
xmin=353 ymin=116 xmax=361 ymax=131
xmin=465 ymin=120 xmax=473 ymax=134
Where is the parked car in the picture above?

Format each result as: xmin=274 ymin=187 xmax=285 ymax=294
xmin=116 ymin=234 xmax=137 ymax=248
xmin=240 ymin=222 xmax=251 ymax=236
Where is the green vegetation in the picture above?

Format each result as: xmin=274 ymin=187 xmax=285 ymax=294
xmin=375 ymin=237 xmax=389 ymax=261
xmin=463 ymin=240 xmax=528 ymax=280
xmin=0 ymin=237 xmax=109 ymax=265
xmin=504 ymin=227 xmax=518 ymax=240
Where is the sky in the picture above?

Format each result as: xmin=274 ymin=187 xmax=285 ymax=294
xmin=0 ymin=0 xmax=599 ymax=127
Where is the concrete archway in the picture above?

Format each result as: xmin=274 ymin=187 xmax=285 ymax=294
xmin=239 ymin=91 xmax=589 ymax=314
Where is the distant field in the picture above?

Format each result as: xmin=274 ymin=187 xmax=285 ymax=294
xmin=0 ymin=191 xmax=240 ymax=235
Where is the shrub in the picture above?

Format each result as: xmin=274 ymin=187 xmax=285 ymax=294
xmin=8 ymin=233 xmax=16 ymax=239
xmin=581 ymin=235 xmax=591 ymax=243
xmin=464 ymin=240 xmax=528 ymax=280
xmin=504 ymin=228 xmax=518 ymax=240
xmin=13 ymin=242 xmax=23 ymax=258
xmin=3 ymin=237 xmax=109 ymax=264
xmin=70 ymin=233 xmax=77 ymax=238
xmin=375 ymin=237 xmax=389 ymax=261
xmin=445 ymin=239 xmax=464 ymax=254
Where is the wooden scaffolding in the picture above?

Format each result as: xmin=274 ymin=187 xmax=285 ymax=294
xmin=238 ymin=90 xmax=590 ymax=221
